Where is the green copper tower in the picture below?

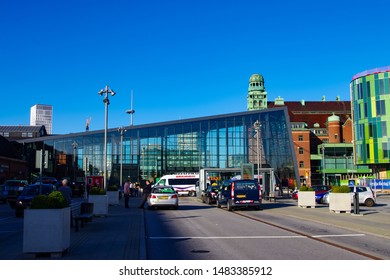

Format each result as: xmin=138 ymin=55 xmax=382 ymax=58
xmin=247 ymin=73 xmax=268 ymax=111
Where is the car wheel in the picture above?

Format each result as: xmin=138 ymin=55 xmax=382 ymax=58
xmin=227 ymin=200 xmax=233 ymax=211
xmin=216 ymin=199 xmax=221 ymax=208
xmin=365 ymin=198 xmax=374 ymax=207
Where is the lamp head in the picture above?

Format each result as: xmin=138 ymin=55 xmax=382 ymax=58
xmin=98 ymin=89 xmax=104 ymax=96
xmin=110 ymin=90 xmax=116 ymax=96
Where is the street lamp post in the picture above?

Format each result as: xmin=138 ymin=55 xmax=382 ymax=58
xmin=322 ymin=144 xmax=326 ymax=185
xmin=72 ymin=141 xmax=78 ymax=183
xmin=253 ymin=120 xmax=262 ymax=185
xmin=118 ymin=127 xmax=126 ymax=189
xmin=98 ymin=85 xmax=116 ymax=191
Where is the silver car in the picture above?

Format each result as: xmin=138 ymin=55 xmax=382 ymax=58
xmin=322 ymin=185 xmax=376 ymax=207
xmin=147 ymin=186 xmax=179 ymax=210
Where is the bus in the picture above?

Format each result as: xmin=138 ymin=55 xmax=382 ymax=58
xmin=154 ymin=173 xmax=199 ymax=196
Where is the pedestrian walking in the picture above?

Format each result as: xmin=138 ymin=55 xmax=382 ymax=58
xmin=123 ymin=180 xmax=130 ymax=208
xmin=138 ymin=180 xmax=152 ymax=208
xmin=129 ymin=181 xmax=134 ymax=197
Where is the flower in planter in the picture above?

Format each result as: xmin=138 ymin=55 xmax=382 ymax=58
xmin=331 ymin=185 xmax=350 ymax=193
xmin=107 ymin=185 xmax=118 ymax=191
xmin=299 ymin=186 xmax=314 ymax=192
xmin=90 ymin=187 xmax=106 ymax=195
xmin=30 ymin=191 xmax=68 ymax=209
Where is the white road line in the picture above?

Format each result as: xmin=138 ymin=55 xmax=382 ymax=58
xmin=150 ymin=236 xmax=306 ymax=240
xmin=312 ymin=233 xmax=365 ymax=238
xmin=149 ymin=234 xmax=365 ymax=240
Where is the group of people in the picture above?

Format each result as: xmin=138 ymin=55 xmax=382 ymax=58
xmin=57 ymin=177 xmax=153 ymax=210
xmin=123 ymin=179 xmax=152 ymax=209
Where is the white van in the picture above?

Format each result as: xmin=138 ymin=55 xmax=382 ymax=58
xmin=154 ymin=173 xmax=199 ymax=196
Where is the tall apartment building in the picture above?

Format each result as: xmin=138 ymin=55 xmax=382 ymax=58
xmin=30 ymin=104 xmax=52 ymax=134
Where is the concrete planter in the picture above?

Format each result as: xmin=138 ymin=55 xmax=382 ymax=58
xmin=298 ymin=191 xmax=316 ymax=208
xmin=23 ymin=207 xmax=70 ymax=254
xmin=88 ymin=194 xmax=108 ymax=216
xmin=107 ymin=191 xmax=119 ymax=205
xmin=329 ymin=193 xmax=351 ymax=213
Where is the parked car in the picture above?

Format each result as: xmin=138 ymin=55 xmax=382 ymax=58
xmin=292 ymin=185 xmax=331 ymax=203
xmin=147 ymin=186 xmax=179 ymax=210
xmin=33 ymin=177 xmax=59 ymax=186
xmin=322 ymin=185 xmax=376 ymax=207
xmin=201 ymin=184 xmax=221 ymax=204
xmin=0 ymin=185 xmax=7 ymax=203
xmin=15 ymin=183 xmax=56 ymax=217
xmin=216 ymin=179 xmax=262 ymax=211
xmin=3 ymin=180 xmax=28 ymax=208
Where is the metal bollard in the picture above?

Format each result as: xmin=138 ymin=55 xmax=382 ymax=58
xmin=353 ymin=192 xmax=359 ymax=214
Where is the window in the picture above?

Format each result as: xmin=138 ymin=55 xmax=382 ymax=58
xmin=382 ymin=122 xmax=387 ymax=137
xmin=299 ymin=147 xmax=304 ymax=154
xmin=298 ymin=135 xmax=303 ymax=141
xmin=376 ymin=100 xmax=386 ymax=116
xmin=299 ymin=161 xmax=304 ymax=168
xmin=383 ymin=142 xmax=388 ymax=159
xmin=334 ymin=134 xmax=338 ymax=140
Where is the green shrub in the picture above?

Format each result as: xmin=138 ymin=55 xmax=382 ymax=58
xmin=107 ymin=185 xmax=118 ymax=191
xmin=331 ymin=185 xmax=350 ymax=193
xmin=30 ymin=191 xmax=68 ymax=209
xmin=299 ymin=186 xmax=313 ymax=191
xmin=90 ymin=187 xmax=106 ymax=195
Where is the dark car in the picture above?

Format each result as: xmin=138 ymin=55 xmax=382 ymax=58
xmin=201 ymin=185 xmax=221 ymax=204
xmin=33 ymin=177 xmax=59 ymax=186
xmin=216 ymin=179 xmax=262 ymax=211
xmin=0 ymin=185 xmax=6 ymax=203
xmin=3 ymin=180 xmax=28 ymax=208
xmin=292 ymin=185 xmax=331 ymax=203
xmin=15 ymin=183 xmax=56 ymax=217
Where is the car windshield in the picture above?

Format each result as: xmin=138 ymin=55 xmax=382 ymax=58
xmin=22 ymin=185 xmax=53 ymax=195
xmin=153 ymin=187 xmax=175 ymax=194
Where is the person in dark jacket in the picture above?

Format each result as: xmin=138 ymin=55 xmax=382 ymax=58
xmin=138 ymin=180 xmax=152 ymax=208
xmin=58 ymin=179 xmax=72 ymax=206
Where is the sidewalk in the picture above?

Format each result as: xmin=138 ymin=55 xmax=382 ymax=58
xmin=18 ymin=196 xmax=146 ymax=260
xmin=66 ymin=196 xmax=145 ymax=260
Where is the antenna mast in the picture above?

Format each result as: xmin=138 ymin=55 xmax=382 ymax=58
xmin=126 ymin=90 xmax=135 ymax=126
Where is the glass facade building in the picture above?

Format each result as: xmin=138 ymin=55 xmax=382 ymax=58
xmin=350 ymin=66 xmax=390 ymax=174
xmin=19 ymin=107 xmax=299 ymax=187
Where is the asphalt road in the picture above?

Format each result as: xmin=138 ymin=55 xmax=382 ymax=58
xmin=144 ymin=196 xmax=390 ymax=260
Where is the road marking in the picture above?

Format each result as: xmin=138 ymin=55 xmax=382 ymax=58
xmin=312 ymin=233 xmax=365 ymax=238
xmin=150 ymin=234 xmax=365 ymax=240
xmin=150 ymin=236 xmax=306 ymax=239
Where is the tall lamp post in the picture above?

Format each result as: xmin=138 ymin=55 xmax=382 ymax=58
xmin=253 ymin=120 xmax=262 ymax=185
xmin=72 ymin=141 xmax=78 ymax=183
xmin=118 ymin=127 xmax=126 ymax=189
xmin=98 ymin=85 xmax=116 ymax=191
xmin=322 ymin=144 xmax=326 ymax=185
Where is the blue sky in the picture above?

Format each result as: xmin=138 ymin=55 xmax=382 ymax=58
xmin=1 ymin=0 xmax=389 ymax=134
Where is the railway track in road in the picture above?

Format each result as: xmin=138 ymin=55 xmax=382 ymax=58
xmin=231 ymin=210 xmax=383 ymax=260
